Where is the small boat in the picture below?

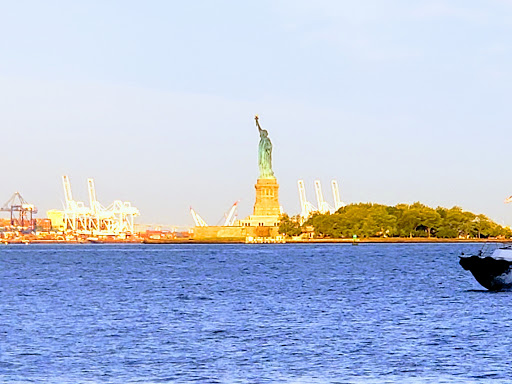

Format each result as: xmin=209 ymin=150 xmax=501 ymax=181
xmin=460 ymin=244 xmax=512 ymax=291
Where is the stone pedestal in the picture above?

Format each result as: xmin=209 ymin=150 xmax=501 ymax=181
xmin=236 ymin=178 xmax=281 ymax=231
xmin=253 ymin=178 xmax=280 ymax=216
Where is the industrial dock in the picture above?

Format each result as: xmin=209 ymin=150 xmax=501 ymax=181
xmin=0 ymin=176 xmax=191 ymax=244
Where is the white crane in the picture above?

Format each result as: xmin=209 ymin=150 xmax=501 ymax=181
xmin=106 ymin=200 xmax=140 ymax=234
xmin=87 ymin=178 xmax=101 ymax=214
xmin=62 ymin=175 xmax=73 ymax=210
xmin=315 ymin=180 xmax=332 ymax=214
xmin=223 ymin=201 xmax=239 ymax=226
xmin=87 ymin=178 xmax=100 ymax=231
xmin=190 ymin=207 xmax=208 ymax=227
xmin=299 ymin=179 xmax=344 ymax=218
xmin=298 ymin=180 xmax=316 ymax=219
xmin=62 ymin=175 xmax=87 ymax=212
xmin=62 ymin=175 xmax=89 ymax=231
xmin=331 ymin=180 xmax=344 ymax=211
xmin=61 ymin=176 xmax=139 ymax=235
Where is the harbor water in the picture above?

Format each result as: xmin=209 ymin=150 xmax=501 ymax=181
xmin=0 ymin=243 xmax=511 ymax=383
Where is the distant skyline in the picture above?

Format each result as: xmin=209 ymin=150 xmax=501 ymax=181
xmin=2 ymin=1 xmax=512 ymax=226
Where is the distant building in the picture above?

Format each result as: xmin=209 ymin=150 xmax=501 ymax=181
xmin=46 ymin=210 xmax=65 ymax=231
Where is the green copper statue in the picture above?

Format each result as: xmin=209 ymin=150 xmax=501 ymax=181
xmin=255 ymin=115 xmax=275 ymax=179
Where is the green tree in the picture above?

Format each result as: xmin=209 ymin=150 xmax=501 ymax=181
xmin=370 ymin=204 xmax=397 ymax=237
xmin=302 ymin=202 xmax=510 ymax=240
xmin=278 ymin=214 xmax=302 ymax=237
xmin=396 ymin=204 xmax=422 ymax=237
xmin=416 ymin=204 xmax=441 ymax=238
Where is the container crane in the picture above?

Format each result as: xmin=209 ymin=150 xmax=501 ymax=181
xmin=62 ymin=175 xmax=89 ymax=231
xmin=298 ymin=179 xmax=344 ymax=218
xmin=315 ymin=180 xmax=332 ymax=214
xmin=87 ymin=178 xmax=99 ymax=231
xmin=190 ymin=201 xmax=240 ymax=227
xmin=190 ymin=207 xmax=208 ymax=227
xmin=88 ymin=178 xmax=102 ymax=214
xmin=298 ymin=180 xmax=316 ymax=219
xmin=61 ymin=175 xmax=139 ymax=235
xmin=331 ymin=180 xmax=345 ymax=211
xmin=0 ymin=192 xmax=38 ymax=229
xmin=223 ymin=201 xmax=239 ymax=226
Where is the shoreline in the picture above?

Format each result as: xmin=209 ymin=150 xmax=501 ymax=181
xmin=1 ymin=237 xmax=510 ymax=245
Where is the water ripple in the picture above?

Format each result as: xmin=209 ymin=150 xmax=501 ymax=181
xmin=0 ymin=243 xmax=509 ymax=382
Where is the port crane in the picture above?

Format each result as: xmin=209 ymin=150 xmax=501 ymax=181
xmin=0 ymin=192 xmax=38 ymax=229
xmin=298 ymin=179 xmax=345 ymax=220
xmin=88 ymin=178 xmax=102 ymax=214
xmin=62 ymin=175 xmax=92 ymax=232
xmin=190 ymin=201 xmax=240 ymax=227
xmin=223 ymin=201 xmax=239 ymax=226
xmin=87 ymin=178 xmax=101 ymax=231
xmin=315 ymin=180 xmax=331 ymax=214
xmin=190 ymin=207 xmax=208 ymax=227
xmin=62 ymin=175 xmax=139 ymax=235
xmin=331 ymin=180 xmax=344 ymax=211
xmin=298 ymin=180 xmax=316 ymax=219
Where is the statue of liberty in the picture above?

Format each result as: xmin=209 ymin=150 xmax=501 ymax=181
xmin=255 ymin=115 xmax=275 ymax=179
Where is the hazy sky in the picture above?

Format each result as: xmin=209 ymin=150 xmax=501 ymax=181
xmin=2 ymin=1 xmax=512 ymax=226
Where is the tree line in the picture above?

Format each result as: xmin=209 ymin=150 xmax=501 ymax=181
xmin=279 ymin=202 xmax=512 ymax=239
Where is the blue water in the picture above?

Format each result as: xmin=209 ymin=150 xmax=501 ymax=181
xmin=0 ymin=243 xmax=510 ymax=383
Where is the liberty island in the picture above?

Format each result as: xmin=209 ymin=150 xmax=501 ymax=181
xmin=192 ymin=115 xmax=283 ymax=242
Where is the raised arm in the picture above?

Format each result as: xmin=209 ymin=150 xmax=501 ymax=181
xmin=255 ymin=115 xmax=262 ymax=132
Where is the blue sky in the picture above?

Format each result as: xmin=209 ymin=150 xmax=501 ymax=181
xmin=2 ymin=1 xmax=512 ymax=226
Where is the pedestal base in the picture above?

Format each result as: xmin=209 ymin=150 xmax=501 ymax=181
xmin=252 ymin=178 xmax=280 ymax=216
xmin=237 ymin=178 xmax=281 ymax=231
